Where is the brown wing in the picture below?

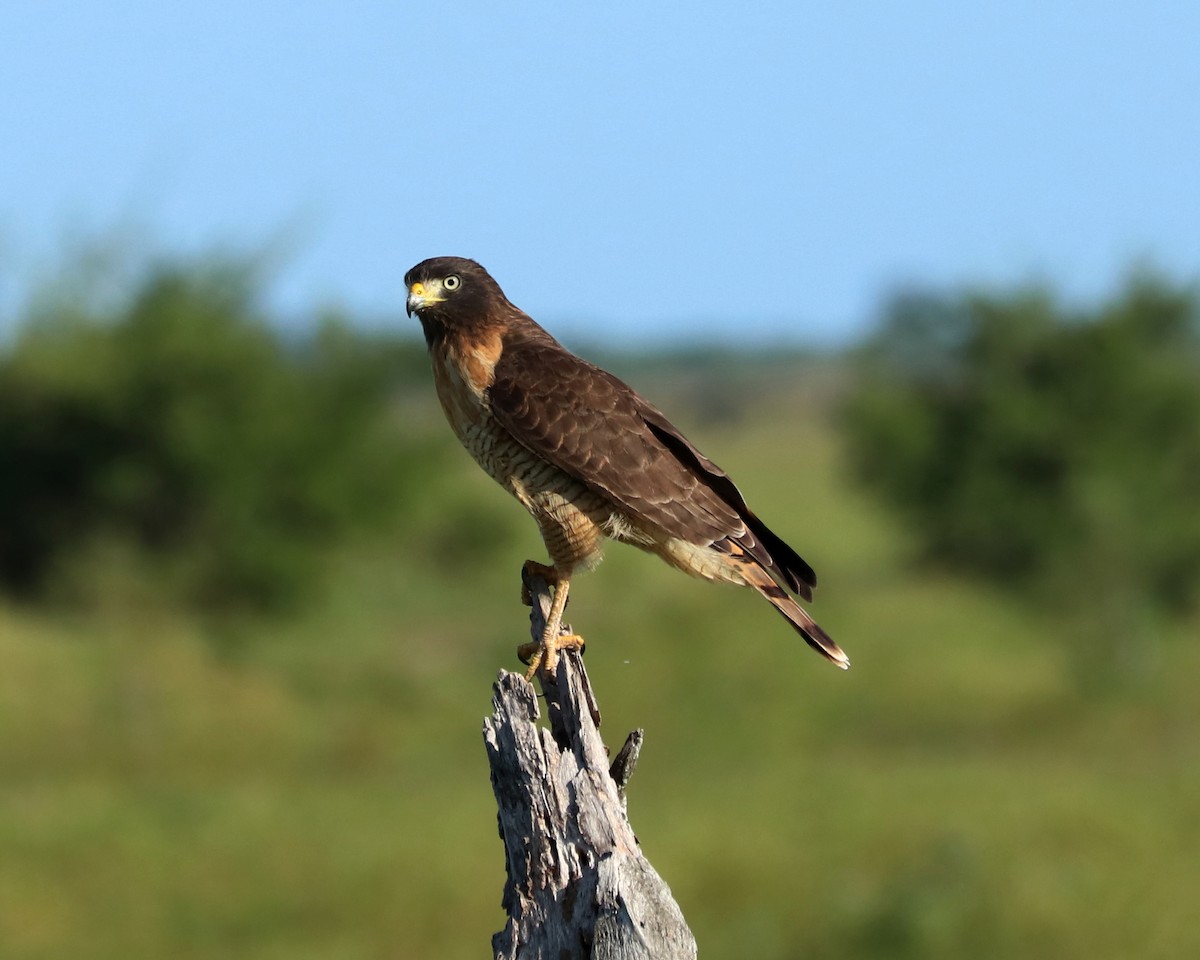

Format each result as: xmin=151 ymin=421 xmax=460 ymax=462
xmin=487 ymin=332 xmax=817 ymax=599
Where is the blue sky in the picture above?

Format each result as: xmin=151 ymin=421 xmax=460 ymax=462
xmin=2 ymin=1 xmax=1198 ymax=344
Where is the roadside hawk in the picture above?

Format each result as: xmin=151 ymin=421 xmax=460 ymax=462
xmin=405 ymin=256 xmax=848 ymax=678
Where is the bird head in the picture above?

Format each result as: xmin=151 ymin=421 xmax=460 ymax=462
xmin=404 ymin=256 xmax=506 ymax=328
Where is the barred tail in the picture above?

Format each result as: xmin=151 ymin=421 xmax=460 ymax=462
xmin=755 ymin=578 xmax=850 ymax=670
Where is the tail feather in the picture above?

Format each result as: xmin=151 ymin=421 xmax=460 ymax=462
xmin=715 ymin=537 xmax=850 ymax=669
xmin=755 ymin=579 xmax=850 ymax=670
xmin=743 ymin=509 xmax=818 ymax=601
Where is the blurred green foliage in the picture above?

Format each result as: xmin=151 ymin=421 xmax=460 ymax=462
xmin=2 ymin=384 xmax=1196 ymax=960
xmin=844 ymin=277 xmax=1200 ymax=683
xmin=0 ymin=258 xmax=437 ymax=613
xmin=1 ymin=251 xmax=1197 ymax=959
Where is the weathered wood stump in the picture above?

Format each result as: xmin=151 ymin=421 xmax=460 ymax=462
xmin=483 ymin=570 xmax=697 ymax=959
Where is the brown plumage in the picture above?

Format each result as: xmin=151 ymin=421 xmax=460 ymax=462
xmin=405 ymin=255 xmax=848 ymax=675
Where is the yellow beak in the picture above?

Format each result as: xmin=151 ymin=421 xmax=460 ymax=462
xmin=406 ymin=280 xmax=444 ymax=317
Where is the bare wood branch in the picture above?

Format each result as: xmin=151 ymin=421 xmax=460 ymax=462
xmin=482 ymin=570 xmax=697 ymax=959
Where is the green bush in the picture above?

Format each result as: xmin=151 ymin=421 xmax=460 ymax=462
xmin=0 ymin=256 xmax=435 ymax=613
xmin=843 ymin=276 xmax=1200 ymax=632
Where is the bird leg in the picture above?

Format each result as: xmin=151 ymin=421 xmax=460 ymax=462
xmin=518 ymin=565 xmax=585 ymax=681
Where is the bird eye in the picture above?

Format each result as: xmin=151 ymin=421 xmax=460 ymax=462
xmin=443 ymin=275 xmax=461 ymax=291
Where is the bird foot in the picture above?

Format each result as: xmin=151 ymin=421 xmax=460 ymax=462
xmin=519 ymin=632 xmax=585 ymax=681
xmin=520 ymin=559 xmax=560 ymax=606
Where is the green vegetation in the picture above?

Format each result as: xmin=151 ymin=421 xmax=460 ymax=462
xmin=844 ymin=277 xmax=1200 ymax=689
xmin=1 ymin=257 xmax=1196 ymax=958
xmin=0 ymin=258 xmax=438 ymax=613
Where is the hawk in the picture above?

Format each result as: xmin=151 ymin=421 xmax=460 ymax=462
xmin=405 ymin=256 xmax=849 ymax=678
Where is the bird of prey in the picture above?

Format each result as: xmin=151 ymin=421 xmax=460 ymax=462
xmin=405 ymin=256 xmax=849 ymax=679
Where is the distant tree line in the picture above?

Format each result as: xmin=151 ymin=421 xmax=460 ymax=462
xmin=0 ymin=257 xmax=437 ymax=613
xmin=843 ymin=275 xmax=1200 ymax=679
xmin=4 ymin=250 xmax=1198 ymax=656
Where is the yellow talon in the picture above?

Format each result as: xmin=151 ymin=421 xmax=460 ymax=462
xmin=518 ymin=632 xmax=585 ymax=681
xmin=518 ymin=559 xmax=582 ymax=681
xmin=520 ymin=559 xmax=560 ymax=605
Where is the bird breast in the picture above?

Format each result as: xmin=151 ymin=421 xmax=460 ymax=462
xmin=430 ymin=334 xmax=616 ymax=572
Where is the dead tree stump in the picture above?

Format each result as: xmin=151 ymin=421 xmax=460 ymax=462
xmin=483 ymin=569 xmax=697 ymax=960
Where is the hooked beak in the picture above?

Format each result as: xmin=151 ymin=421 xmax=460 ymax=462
xmin=406 ymin=280 xmax=444 ymax=317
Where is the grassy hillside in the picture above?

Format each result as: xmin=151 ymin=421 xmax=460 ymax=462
xmin=1 ymin=368 xmax=1196 ymax=959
